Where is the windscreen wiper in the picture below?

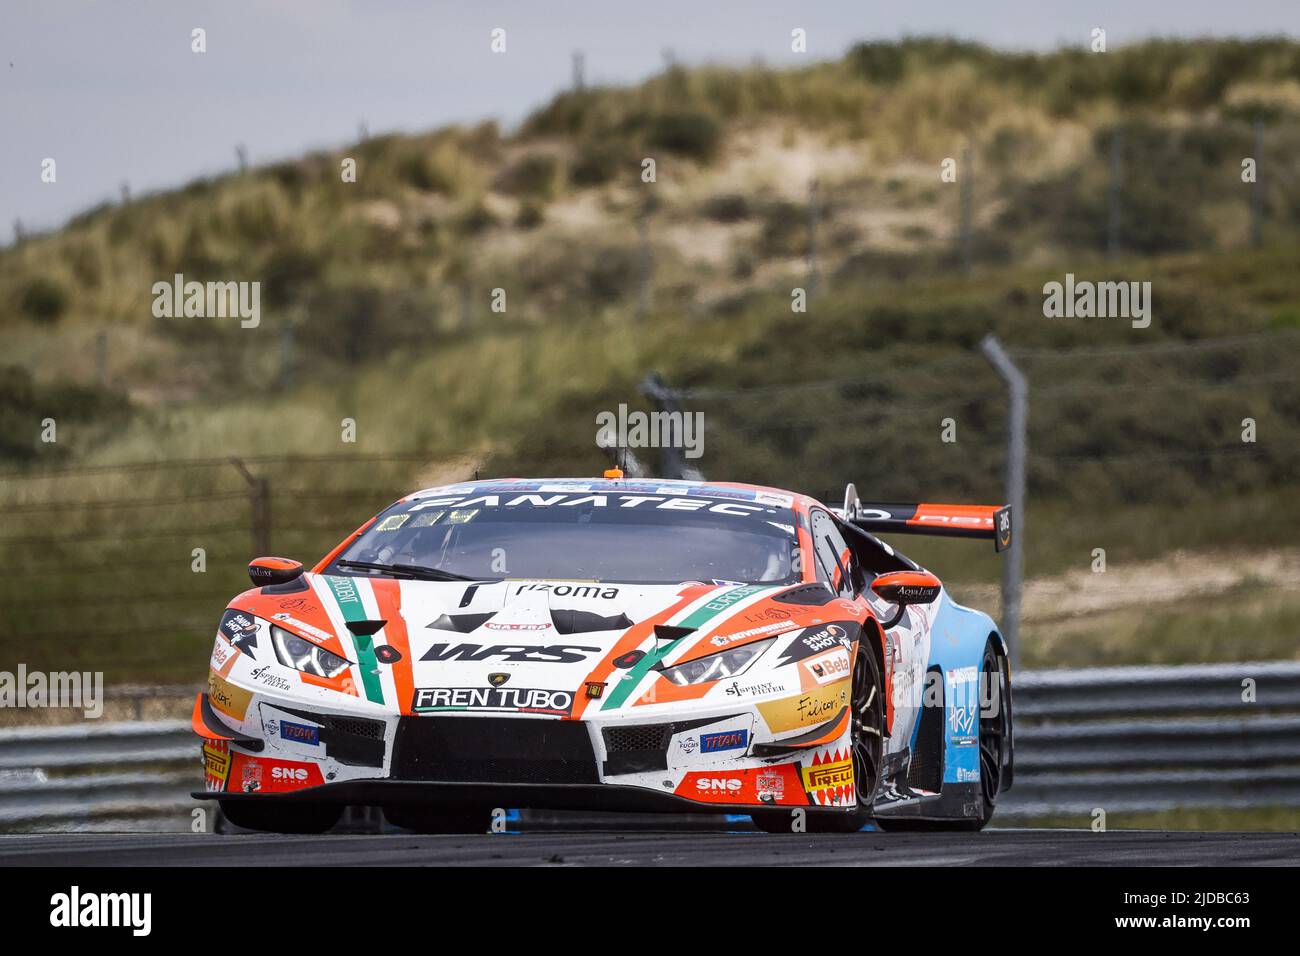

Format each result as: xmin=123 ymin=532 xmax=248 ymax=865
xmin=335 ymin=559 xmax=483 ymax=583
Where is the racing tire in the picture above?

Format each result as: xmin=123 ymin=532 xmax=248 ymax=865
xmin=877 ymin=638 xmax=1010 ymax=833
xmin=750 ymin=641 xmax=885 ymax=834
xmin=382 ymin=804 xmax=493 ymax=834
xmin=218 ymin=799 xmax=343 ymax=834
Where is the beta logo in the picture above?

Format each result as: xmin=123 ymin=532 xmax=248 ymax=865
xmin=803 ymin=647 xmax=851 ymax=685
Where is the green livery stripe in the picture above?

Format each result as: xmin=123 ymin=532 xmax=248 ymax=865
xmin=600 ymin=584 xmax=770 ymax=711
xmin=323 ymin=576 xmax=385 ymax=706
xmin=676 ymin=584 xmax=767 ymax=630
xmin=600 ymin=636 xmax=687 ymax=711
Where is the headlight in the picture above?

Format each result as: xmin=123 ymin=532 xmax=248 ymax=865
xmin=271 ymin=625 xmax=351 ymax=679
xmin=659 ymin=639 xmax=774 ymax=686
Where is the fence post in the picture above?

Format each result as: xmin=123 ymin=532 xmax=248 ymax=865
xmin=1107 ymin=130 xmax=1122 ymax=260
xmin=979 ymin=335 xmax=1027 ymax=666
xmin=807 ymin=178 xmax=821 ymax=297
xmin=1251 ymin=117 xmax=1264 ymax=248
xmin=95 ymin=331 xmax=108 ymax=388
xmin=637 ymin=205 xmax=653 ymax=321
xmin=959 ymin=143 xmax=973 ymax=274
xmin=229 ymin=457 xmax=271 ymax=557
xmin=639 ymin=372 xmax=704 ymax=481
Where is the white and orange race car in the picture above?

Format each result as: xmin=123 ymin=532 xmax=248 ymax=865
xmin=193 ymin=476 xmax=1014 ymax=833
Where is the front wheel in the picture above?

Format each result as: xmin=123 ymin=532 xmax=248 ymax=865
xmin=750 ymin=641 xmax=884 ymax=834
xmin=218 ymin=799 xmax=343 ymax=834
xmin=877 ymin=638 xmax=1010 ymax=833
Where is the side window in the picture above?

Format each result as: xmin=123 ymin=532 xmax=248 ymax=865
xmin=809 ymin=509 xmax=855 ymax=596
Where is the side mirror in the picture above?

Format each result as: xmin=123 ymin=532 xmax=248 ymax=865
xmin=248 ymin=556 xmax=304 ymax=586
xmin=870 ymin=570 xmax=941 ymax=627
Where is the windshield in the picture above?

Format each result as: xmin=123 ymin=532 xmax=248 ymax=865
xmin=328 ymin=487 xmax=801 ymax=585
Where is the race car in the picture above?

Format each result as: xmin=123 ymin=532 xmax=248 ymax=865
xmin=192 ymin=475 xmax=1014 ymax=833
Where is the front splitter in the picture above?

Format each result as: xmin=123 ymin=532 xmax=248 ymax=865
xmin=193 ymin=779 xmax=854 ymax=817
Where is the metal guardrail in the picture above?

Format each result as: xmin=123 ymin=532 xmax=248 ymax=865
xmin=999 ymin=660 xmax=1300 ymax=817
xmin=2 ymin=661 xmax=1299 ymax=828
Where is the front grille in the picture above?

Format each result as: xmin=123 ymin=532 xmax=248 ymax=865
xmin=322 ymin=715 xmax=385 ymax=741
xmin=604 ymin=723 xmax=675 ymax=753
xmin=392 ymin=716 xmax=598 ymax=784
xmin=601 ymin=716 xmax=741 ymax=776
xmin=276 ymin=706 xmax=386 ymax=767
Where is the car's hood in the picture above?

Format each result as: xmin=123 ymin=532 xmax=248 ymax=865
xmin=229 ymin=573 xmax=856 ymax=718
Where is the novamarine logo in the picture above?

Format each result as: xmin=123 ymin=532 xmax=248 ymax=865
xmin=420 ymin=643 xmax=600 ymax=664
xmin=412 ymin=687 xmax=574 ymax=714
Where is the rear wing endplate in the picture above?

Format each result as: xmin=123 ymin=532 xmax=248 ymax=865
xmin=837 ymin=484 xmax=1012 ymax=552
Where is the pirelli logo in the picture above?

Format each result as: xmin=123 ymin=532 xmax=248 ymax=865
xmin=802 ymin=758 xmax=852 ymax=791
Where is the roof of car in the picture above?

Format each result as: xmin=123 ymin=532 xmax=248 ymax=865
xmin=401 ymin=477 xmax=819 ymax=511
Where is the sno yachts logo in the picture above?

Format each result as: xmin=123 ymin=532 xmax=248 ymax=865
xmin=412 ymin=686 xmax=574 ymax=714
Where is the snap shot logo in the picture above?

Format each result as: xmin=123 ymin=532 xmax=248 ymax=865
xmin=595 ymin=403 xmax=705 ymax=460
xmin=152 ymin=272 xmax=260 ymax=328
xmin=1042 ymin=273 xmax=1151 ymax=329
xmin=50 ymin=886 xmax=151 ymax=936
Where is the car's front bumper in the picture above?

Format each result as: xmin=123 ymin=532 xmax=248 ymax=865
xmin=194 ymin=680 xmax=857 ymax=813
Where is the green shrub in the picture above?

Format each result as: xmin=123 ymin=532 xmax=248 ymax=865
xmin=642 ymin=111 xmax=722 ymax=162
xmin=496 ymin=153 xmax=561 ymax=200
xmin=19 ymin=276 xmax=69 ymax=323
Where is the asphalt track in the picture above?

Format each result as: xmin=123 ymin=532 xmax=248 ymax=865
xmin=1 ymin=829 xmax=1296 ymax=866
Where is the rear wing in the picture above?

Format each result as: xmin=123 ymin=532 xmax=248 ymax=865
xmin=836 ymin=484 xmax=1012 ymax=552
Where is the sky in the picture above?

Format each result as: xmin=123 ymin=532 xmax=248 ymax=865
xmin=3 ymin=0 xmax=1299 ymax=235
